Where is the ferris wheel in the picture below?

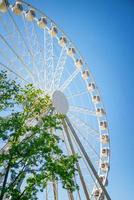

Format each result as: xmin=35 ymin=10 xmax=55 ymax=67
xmin=0 ymin=0 xmax=110 ymax=199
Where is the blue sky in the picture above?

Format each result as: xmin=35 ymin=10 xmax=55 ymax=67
xmin=25 ymin=0 xmax=134 ymax=199
xmin=2 ymin=0 xmax=134 ymax=199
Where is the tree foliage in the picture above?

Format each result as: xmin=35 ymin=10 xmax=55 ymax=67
xmin=0 ymin=71 xmax=78 ymax=200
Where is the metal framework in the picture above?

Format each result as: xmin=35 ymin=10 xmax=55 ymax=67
xmin=64 ymin=117 xmax=111 ymax=200
xmin=0 ymin=0 xmax=110 ymax=199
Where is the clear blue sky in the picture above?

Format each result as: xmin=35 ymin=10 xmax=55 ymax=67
xmin=22 ymin=0 xmax=134 ymax=199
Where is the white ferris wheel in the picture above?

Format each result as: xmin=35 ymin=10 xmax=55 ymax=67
xmin=0 ymin=0 xmax=110 ymax=200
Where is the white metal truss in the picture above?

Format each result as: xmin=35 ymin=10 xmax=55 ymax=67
xmin=44 ymin=25 xmax=55 ymax=91
xmin=60 ymin=69 xmax=80 ymax=92
xmin=50 ymin=47 xmax=68 ymax=92
xmin=69 ymin=106 xmax=96 ymax=116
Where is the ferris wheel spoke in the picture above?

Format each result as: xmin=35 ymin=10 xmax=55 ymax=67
xmin=23 ymin=19 xmax=49 ymax=90
xmin=50 ymin=47 xmax=67 ymax=92
xmin=0 ymin=13 xmax=29 ymax=77
xmin=59 ymin=69 xmax=80 ymax=92
xmin=20 ymin=13 xmax=54 ymax=91
xmin=0 ymin=62 xmax=30 ymax=84
xmin=66 ymin=91 xmax=88 ymax=99
xmin=72 ymin=131 xmax=99 ymax=179
xmin=0 ymin=48 xmax=18 ymax=67
xmin=43 ymin=29 xmax=47 ymax=91
xmin=29 ymin=20 xmax=47 ymax=89
xmin=21 ymin=15 xmax=41 ymax=84
xmin=0 ymin=13 xmax=27 ymax=59
xmin=2 ymin=10 xmax=41 ymax=87
xmin=70 ymin=121 xmax=100 ymax=161
xmin=45 ymin=25 xmax=55 ymax=90
xmin=68 ymin=121 xmax=100 ymax=166
xmin=7 ymin=10 xmax=32 ymax=57
xmin=68 ymin=113 xmax=99 ymax=136
xmin=0 ymin=32 xmax=41 ymax=87
xmin=29 ymin=21 xmax=47 ymax=88
xmin=0 ymin=12 xmax=19 ymax=41
xmin=21 ymin=14 xmax=34 ymax=56
xmin=0 ymin=14 xmax=12 ymax=37
xmin=69 ymin=106 xmax=96 ymax=117
xmin=0 ymin=47 xmax=30 ymax=85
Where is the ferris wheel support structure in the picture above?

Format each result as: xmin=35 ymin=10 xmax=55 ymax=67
xmin=64 ymin=117 xmax=111 ymax=200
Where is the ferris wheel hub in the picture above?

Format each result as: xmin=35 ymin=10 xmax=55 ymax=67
xmin=52 ymin=90 xmax=69 ymax=114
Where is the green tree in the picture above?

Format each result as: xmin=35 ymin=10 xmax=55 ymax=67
xmin=0 ymin=71 xmax=78 ymax=200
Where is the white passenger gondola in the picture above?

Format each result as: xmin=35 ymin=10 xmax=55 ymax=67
xmin=11 ymin=1 xmax=23 ymax=15
xmin=101 ymin=162 xmax=109 ymax=172
xmin=75 ymin=59 xmax=83 ymax=69
xmin=93 ymin=189 xmax=100 ymax=198
xmin=49 ymin=26 xmax=58 ymax=37
xmin=99 ymin=175 xmax=105 ymax=184
xmin=25 ymin=9 xmax=35 ymax=21
xmin=87 ymin=82 xmax=96 ymax=92
xmin=99 ymin=175 xmax=108 ymax=186
xmin=67 ymin=47 xmax=75 ymax=57
xmin=96 ymin=108 xmax=105 ymax=116
xmin=92 ymin=95 xmax=100 ymax=104
xmin=82 ymin=70 xmax=89 ymax=80
xmin=101 ymin=134 xmax=109 ymax=144
xmin=0 ymin=0 xmax=9 ymax=12
xmin=101 ymin=148 xmax=109 ymax=157
xmin=100 ymin=121 xmax=107 ymax=130
xmin=58 ymin=36 xmax=67 ymax=47
xmin=93 ymin=189 xmax=104 ymax=199
xmin=37 ymin=17 xmax=47 ymax=29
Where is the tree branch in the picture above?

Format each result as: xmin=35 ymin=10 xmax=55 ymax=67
xmin=0 ymin=161 xmax=11 ymax=200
